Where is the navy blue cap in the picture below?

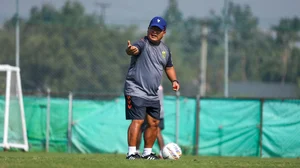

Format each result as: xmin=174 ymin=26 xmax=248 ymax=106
xmin=149 ymin=16 xmax=167 ymax=30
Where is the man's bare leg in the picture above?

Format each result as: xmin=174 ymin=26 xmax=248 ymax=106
xmin=143 ymin=115 xmax=159 ymax=156
xmin=156 ymin=127 xmax=165 ymax=158
xmin=127 ymin=119 xmax=143 ymax=155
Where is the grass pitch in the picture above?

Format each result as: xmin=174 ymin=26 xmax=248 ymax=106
xmin=0 ymin=152 xmax=299 ymax=168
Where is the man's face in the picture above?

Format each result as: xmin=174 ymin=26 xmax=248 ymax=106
xmin=147 ymin=26 xmax=166 ymax=43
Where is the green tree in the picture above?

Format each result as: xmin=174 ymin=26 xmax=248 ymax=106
xmin=163 ymin=0 xmax=183 ymax=28
xmin=0 ymin=1 xmax=139 ymax=95
xmin=227 ymin=2 xmax=259 ymax=81
xmin=272 ymin=17 xmax=300 ymax=84
xmin=163 ymin=0 xmax=184 ymax=45
xmin=1 ymin=0 xmax=299 ymax=97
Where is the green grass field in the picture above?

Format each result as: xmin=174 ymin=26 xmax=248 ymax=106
xmin=0 ymin=152 xmax=299 ymax=168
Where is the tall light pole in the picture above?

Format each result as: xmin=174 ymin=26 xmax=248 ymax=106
xmin=95 ymin=2 xmax=111 ymax=25
xmin=200 ymin=23 xmax=208 ymax=97
xmin=224 ymin=0 xmax=229 ymax=97
xmin=16 ymin=0 xmax=20 ymax=67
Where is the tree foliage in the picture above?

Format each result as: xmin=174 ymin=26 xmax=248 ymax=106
xmin=0 ymin=0 xmax=299 ymax=97
xmin=0 ymin=1 xmax=137 ymax=95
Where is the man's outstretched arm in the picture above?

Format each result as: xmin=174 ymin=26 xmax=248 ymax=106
xmin=126 ymin=40 xmax=139 ymax=56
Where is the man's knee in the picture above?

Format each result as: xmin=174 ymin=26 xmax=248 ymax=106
xmin=147 ymin=118 xmax=159 ymax=128
xmin=130 ymin=119 xmax=145 ymax=128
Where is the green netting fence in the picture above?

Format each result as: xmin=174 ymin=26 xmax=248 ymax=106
xmin=0 ymin=96 xmax=299 ymax=158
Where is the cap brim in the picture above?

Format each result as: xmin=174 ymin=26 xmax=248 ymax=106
xmin=149 ymin=23 xmax=165 ymax=30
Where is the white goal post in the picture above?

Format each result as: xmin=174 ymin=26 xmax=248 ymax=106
xmin=0 ymin=64 xmax=28 ymax=151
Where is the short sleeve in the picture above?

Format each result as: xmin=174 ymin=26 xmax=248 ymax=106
xmin=166 ymin=50 xmax=173 ymax=67
xmin=133 ymin=37 xmax=146 ymax=53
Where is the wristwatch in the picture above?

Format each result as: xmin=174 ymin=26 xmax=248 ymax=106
xmin=172 ymin=80 xmax=179 ymax=84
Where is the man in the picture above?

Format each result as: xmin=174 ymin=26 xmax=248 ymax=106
xmin=124 ymin=16 xmax=180 ymax=160
xmin=136 ymin=85 xmax=165 ymax=158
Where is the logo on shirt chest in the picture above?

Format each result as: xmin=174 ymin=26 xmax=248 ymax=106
xmin=162 ymin=51 xmax=166 ymax=58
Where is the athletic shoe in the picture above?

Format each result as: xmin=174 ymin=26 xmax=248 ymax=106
xmin=142 ymin=152 xmax=159 ymax=160
xmin=126 ymin=153 xmax=141 ymax=160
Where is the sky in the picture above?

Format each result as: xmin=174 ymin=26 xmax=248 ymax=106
xmin=1 ymin=0 xmax=300 ymax=29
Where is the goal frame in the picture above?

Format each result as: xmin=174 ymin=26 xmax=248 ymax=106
xmin=0 ymin=64 xmax=28 ymax=151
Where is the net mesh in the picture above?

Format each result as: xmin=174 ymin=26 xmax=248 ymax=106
xmin=0 ymin=71 xmax=6 ymax=145
xmin=0 ymin=68 xmax=25 ymax=149
xmin=8 ymin=71 xmax=23 ymax=145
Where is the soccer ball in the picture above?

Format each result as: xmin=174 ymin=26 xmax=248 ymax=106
xmin=162 ymin=142 xmax=182 ymax=160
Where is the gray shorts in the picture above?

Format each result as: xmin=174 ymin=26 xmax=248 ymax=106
xmin=125 ymin=95 xmax=160 ymax=120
